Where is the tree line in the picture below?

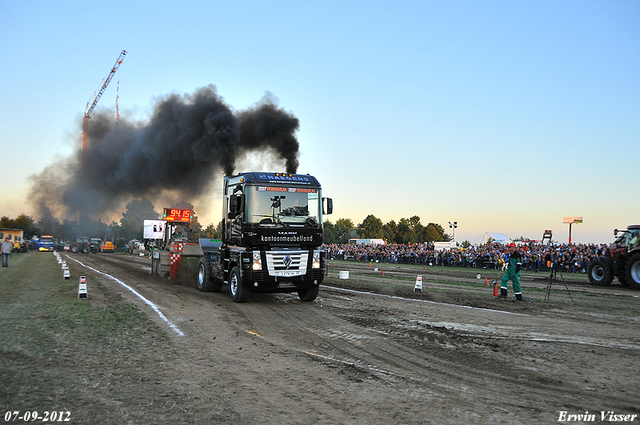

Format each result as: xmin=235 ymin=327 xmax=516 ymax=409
xmin=1 ymin=198 xmax=224 ymax=248
xmin=2 ymin=201 xmax=451 ymax=247
xmin=323 ymin=214 xmax=451 ymax=244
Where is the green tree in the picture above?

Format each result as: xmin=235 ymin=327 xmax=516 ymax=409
xmin=408 ymin=215 xmax=424 ymax=243
xmin=105 ymin=221 xmax=119 ymax=243
xmin=120 ymin=198 xmax=158 ymax=242
xmin=0 ymin=216 xmax=9 ymax=228
xmin=37 ymin=208 xmax=59 ymax=236
xmin=382 ymin=220 xmax=397 ymax=243
xmin=334 ymin=218 xmax=355 ymax=244
xmin=77 ymin=216 xmax=108 ymax=240
xmin=15 ymin=214 xmax=38 ymax=239
xmin=396 ymin=218 xmax=411 ymax=244
xmin=202 ymin=221 xmax=223 ymax=239
xmin=323 ymin=220 xmax=336 ymax=244
xmin=425 ymin=223 xmax=449 ymax=242
xmin=357 ymin=215 xmax=384 ymax=239
xmin=61 ymin=219 xmax=79 ymax=242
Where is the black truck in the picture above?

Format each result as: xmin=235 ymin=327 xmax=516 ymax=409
xmin=197 ymin=172 xmax=333 ymax=302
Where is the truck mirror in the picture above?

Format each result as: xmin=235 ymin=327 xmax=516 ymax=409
xmin=238 ymin=195 xmax=244 ymax=211
xmin=228 ymin=195 xmax=244 ymax=218
xmin=323 ymin=197 xmax=333 ymax=215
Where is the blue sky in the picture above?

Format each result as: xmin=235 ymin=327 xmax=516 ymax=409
xmin=1 ymin=0 xmax=638 ymax=244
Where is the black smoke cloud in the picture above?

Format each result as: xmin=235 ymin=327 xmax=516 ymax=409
xmin=28 ymin=85 xmax=300 ymax=218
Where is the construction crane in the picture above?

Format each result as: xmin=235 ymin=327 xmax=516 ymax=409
xmin=82 ymin=50 xmax=127 ymax=155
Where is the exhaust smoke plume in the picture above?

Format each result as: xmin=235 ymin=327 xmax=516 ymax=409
xmin=28 ymin=85 xmax=300 ymax=219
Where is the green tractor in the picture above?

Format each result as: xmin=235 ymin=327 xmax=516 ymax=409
xmin=588 ymin=225 xmax=640 ymax=289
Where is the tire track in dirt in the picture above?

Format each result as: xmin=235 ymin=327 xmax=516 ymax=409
xmin=65 ymin=253 xmax=640 ymax=423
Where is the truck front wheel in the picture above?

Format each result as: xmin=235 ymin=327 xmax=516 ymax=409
xmin=298 ymin=286 xmax=319 ymax=302
xmin=588 ymin=258 xmax=613 ymax=285
xmin=625 ymin=253 xmax=640 ymax=290
xmin=70 ymin=244 xmax=79 ymax=253
xmin=197 ymin=257 xmax=222 ymax=292
xmin=229 ymin=266 xmax=250 ymax=303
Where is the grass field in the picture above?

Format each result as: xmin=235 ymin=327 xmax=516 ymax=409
xmin=0 ymin=252 xmax=176 ymax=422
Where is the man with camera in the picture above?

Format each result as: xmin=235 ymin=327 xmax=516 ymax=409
xmin=499 ymin=243 xmax=523 ymax=300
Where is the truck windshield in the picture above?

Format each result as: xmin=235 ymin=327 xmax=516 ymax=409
xmin=246 ymin=186 xmax=321 ymax=226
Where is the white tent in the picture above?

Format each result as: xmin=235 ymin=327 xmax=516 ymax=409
xmin=480 ymin=232 xmax=512 ymax=244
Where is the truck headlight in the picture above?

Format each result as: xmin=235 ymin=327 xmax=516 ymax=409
xmin=312 ymin=251 xmax=321 ymax=269
xmin=252 ymin=251 xmax=262 ymax=270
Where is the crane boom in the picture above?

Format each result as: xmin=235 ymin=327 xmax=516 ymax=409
xmin=85 ymin=50 xmax=127 ymax=118
xmin=82 ymin=50 xmax=127 ymax=156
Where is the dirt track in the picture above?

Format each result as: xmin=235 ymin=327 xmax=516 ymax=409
xmin=57 ymin=253 xmax=640 ymax=423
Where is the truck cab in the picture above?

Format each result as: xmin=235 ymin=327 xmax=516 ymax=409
xmin=199 ymin=172 xmax=332 ymax=302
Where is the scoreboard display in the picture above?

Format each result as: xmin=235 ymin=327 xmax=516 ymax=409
xmin=163 ymin=208 xmax=192 ymax=223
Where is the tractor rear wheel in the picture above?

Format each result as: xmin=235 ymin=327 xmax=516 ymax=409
xmin=197 ymin=257 xmax=222 ymax=292
xmin=625 ymin=253 xmax=640 ymax=290
xmin=588 ymin=258 xmax=613 ymax=285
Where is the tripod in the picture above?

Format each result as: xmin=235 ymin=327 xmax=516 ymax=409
xmin=545 ymin=263 xmax=574 ymax=302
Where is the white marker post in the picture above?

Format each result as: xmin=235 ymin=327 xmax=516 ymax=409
xmin=414 ymin=275 xmax=423 ymax=292
xmin=78 ymin=276 xmax=88 ymax=299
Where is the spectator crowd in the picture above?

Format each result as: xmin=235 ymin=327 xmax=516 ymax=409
xmin=324 ymin=241 xmax=609 ymax=274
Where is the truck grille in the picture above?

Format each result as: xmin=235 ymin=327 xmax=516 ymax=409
xmin=265 ymin=251 xmax=308 ymax=277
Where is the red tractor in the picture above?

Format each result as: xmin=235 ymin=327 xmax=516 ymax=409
xmin=588 ymin=225 xmax=640 ymax=289
xmin=67 ymin=237 xmax=94 ymax=254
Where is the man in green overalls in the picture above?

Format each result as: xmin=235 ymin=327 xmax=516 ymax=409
xmin=499 ymin=243 xmax=523 ymax=300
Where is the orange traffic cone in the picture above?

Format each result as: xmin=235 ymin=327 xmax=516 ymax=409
xmin=485 ymin=277 xmax=489 ymax=286
xmin=370 ymin=261 xmax=372 ymax=266
xmin=493 ymin=281 xmax=499 ymax=297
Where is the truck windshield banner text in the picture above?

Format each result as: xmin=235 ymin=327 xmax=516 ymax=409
xmin=257 ymin=186 xmax=317 ymax=194
xmin=258 ymin=174 xmax=311 ymax=183
xmin=261 ymin=234 xmax=314 ymax=243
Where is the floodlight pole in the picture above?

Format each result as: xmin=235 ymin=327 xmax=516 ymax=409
xmin=568 ymin=223 xmax=572 ymax=245
xmin=449 ymin=221 xmax=458 ymax=243
xmin=563 ymin=217 xmax=582 ymax=245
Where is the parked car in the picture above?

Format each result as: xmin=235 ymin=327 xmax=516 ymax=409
xmin=125 ymin=239 xmax=144 ymax=254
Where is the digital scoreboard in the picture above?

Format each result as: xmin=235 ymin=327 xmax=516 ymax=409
xmin=163 ymin=208 xmax=192 ymax=223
